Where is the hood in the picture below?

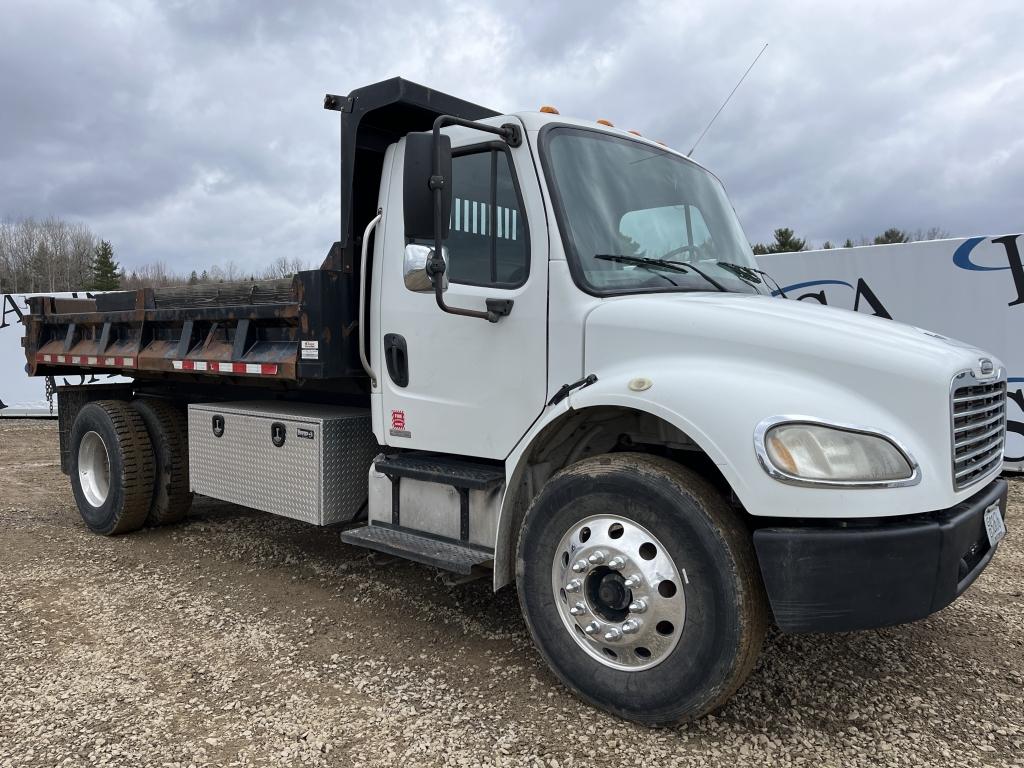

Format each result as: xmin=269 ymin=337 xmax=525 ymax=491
xmin=584 ymin=292 xmax=998 ymax=385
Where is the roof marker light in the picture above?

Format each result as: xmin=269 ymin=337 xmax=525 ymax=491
xmin=596 ymin=119 xmax=614 ymax=127
xmin=539 ymin=105 xmax=560 ymax=114
xmin=628 ymin=130 xmax=642 ymax=136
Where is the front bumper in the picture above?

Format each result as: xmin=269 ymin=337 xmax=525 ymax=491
xmin=753 ymin=478 xmax=1008 ymax=633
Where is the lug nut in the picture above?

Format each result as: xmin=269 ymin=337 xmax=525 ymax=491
xmin=628 ymin=599 xmax=647 ymax=613
xmin=572 ymin=559 xmax=588 ymax=573
xmin=584 ymin=621 xmax=600 ymax=635
xmin=604 ymin=627 xmax=622 ymax=641
xmin=569 ymin=602 xmax=587 ymax=616
xmin=624 ymin=575 xmax=643 ymax=589
xmin=607 ymin=556 xmax=626 ymax=569
xmin=588 ymin=550 xmax=606 ymax=565
xmin=565 ymin=579 xmax=582 ymax=593
xmin=622 ymin=619 xmax=640 ymax=634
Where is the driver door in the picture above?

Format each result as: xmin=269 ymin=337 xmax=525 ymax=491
xmin=374 ymin=126 xmax=548 ymax=460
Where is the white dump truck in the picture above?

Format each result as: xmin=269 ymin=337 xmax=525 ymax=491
xmin=19 ymin=78 xmax=1008 ymax=724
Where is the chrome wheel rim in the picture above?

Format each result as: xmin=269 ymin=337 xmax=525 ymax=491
xmin=78 ymin=431 xmax=111 ymax=508
xmin=551 ymin=514 xmax=686 ymax=671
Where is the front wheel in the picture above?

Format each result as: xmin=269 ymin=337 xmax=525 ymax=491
xmin=516 ymin=453 xmax=767 ymax=724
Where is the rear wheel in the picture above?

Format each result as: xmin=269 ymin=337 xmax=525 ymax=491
xmin=132 ymin=398 xmax=193 ymax=525
xmin=516 ymin=453 xmax=767 ymax=724
xmin=69 ymin=400 xmax=155 ymax=535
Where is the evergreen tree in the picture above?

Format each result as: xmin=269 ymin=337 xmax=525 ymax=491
xmin=90 ymin=240 xmax=121 ymax=290
xmin=764 ymin=227 xmax=806 ymax=253
xmin=843 ymin=238 xmax=855 ymax=248
xmin=188 ymin=270 xmax=199 ymax=285
xmin=751 ymin=243 xmax=769 ymax=255
xmin=822 ymin=241 xmax=833 ymax=249
xmin=873 ymin=228 xmax=910 ymax=245
xmin=200 ymin=269 xmax=210 ymax=282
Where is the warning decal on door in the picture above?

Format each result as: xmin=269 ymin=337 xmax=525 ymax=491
xmin=389 ymin=409 xmax=410 ymax=438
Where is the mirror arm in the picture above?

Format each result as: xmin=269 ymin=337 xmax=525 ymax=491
xmin=429 ymin=115 xmax=521 ymax=324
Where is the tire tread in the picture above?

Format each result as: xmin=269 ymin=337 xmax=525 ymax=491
xmin=91 ymin=400 xmax=155 ymax=534
xmin=131 ymin=398 xmax=192 ymax=525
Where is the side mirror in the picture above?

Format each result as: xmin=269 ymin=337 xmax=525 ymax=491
xmin=404 ymin=132 xmax=452 ymax=241
xmin=404 ymin=244 xmax=448 ymax=292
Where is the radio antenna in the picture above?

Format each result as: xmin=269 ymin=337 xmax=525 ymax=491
xmin=688 ymin=42 xmax=768 ymax=157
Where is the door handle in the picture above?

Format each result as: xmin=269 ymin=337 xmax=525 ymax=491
xmin=383 ymin=333 xmax=409 ymax=387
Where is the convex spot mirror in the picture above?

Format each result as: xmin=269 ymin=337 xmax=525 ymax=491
xmin=404 ymin=131 xmax=452 ymax=241
xmin=404 ymin=244 xmax=449 ymax=292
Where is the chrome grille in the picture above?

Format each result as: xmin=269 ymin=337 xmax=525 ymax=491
xmin=951 ymin=376 xmax=1006 ymax=490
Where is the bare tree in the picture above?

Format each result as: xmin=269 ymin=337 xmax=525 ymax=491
xmin=0 ymin=214 xmax=311 ymax=293
xmin=909 ymin=227 xmax=951 ymax=242
xmin=262 ymin=255 xmax=307 ymax=279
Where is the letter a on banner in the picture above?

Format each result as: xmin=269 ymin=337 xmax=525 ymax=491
xmin=1 ymin=294 xmax=25 ymax=329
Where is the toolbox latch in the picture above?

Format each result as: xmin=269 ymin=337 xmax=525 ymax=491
xmin=271 ymin=422 xmax=287 ymax=447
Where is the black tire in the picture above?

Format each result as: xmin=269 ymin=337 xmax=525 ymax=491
xmin=516 ymin=452 xmax=767 ymax=725
xmin=69 ymin=400 xmax=155 ymax=536
xmin=131 ymin=398 xmax=193 ymax=526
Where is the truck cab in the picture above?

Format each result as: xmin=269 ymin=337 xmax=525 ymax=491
xmin=21 ymin=78 xmax=1008 ymax=725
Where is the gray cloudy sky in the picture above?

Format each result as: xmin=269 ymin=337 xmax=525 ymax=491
xmin=2 ymin=0 xmax=1022 ymax=273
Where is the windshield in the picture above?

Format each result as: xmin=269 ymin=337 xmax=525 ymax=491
xmin=542 ymin=127 xmax=763 ymax=295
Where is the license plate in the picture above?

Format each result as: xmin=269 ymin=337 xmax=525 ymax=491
xmin=984 ymin=502 xmax=1007 ymax=548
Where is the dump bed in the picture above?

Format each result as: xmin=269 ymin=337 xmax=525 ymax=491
xmin=23 ymin=269 xmax=361 ymax=383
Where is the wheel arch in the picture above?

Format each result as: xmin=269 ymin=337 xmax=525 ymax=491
xmin=493 ymin=400 xmax=743 ymax=590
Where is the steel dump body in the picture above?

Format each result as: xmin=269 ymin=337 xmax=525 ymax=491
xmin=23 ymin=269 xmax=359 ymax=384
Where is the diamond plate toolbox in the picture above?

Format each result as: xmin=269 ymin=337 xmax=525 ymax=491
xmin=188 ymin=401 xmax=379 ymax=525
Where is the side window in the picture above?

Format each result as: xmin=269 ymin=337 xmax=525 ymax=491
xmin=446 ymin=148 xmax=529 ymax=287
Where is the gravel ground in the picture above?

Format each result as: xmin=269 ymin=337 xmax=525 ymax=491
xmin=1 ymin=419 xmax=1022 ymax=767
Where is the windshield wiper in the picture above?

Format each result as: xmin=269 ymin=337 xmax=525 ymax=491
xmin=717 ymin=261 xmax=788 ymax=298
xmin=594 ymin=254 xmax=678 ymax=286
xmin=594 ymin=254 xmax=727 ymax=292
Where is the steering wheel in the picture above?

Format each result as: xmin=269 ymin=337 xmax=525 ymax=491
xmin=660 ymin=244 xmax=699 ymax=261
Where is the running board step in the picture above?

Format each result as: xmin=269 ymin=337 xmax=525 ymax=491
xmin=340 ymin=524 xmax=494 ymax=574
xmin=374 ymin=453 xmax=505 ymax=490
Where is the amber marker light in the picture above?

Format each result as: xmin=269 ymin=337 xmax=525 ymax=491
xmin=539 ymin=105 xmax=560 ymax=114
xmin=596 ymin=119 xmax=614 ymax=127
xmin=767 ymin=436 xmax=799 ymax=475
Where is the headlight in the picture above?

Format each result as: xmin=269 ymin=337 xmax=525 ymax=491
xmin=755 ymin=419 xmax=919 ymax=487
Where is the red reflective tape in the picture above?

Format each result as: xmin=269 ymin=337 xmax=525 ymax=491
xmin=261 ymin=363 xmax=278 ymax=375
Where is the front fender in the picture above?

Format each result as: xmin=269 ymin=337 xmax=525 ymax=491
xmin=492 ymin=370 xmax=746 ymax=591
